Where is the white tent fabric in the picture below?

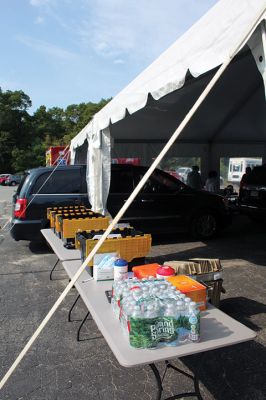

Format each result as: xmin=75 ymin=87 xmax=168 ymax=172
xmin=86 ymin=125 xmax=111 ymax=214
xmin=70 ymin=0 xmax=266 ymax=214
xmin=249 ymin=20 xmax=266 ymax=91
xmin=71 ymin=0 xmax=266 ymax=150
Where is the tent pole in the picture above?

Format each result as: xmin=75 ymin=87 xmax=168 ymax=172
xmin=1 ymin=4 xmax=266 ymax=391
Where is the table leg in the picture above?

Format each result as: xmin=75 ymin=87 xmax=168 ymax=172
xmin=163 ymin=360 xmax=203 ymax=400
xmin=77 ymin=311 xmax=90 ymax=341
xmin=149 ymin=363 xmax=163 ymax=400
xmin=50 ymin=258 xmax=59 ymax=280
xmin=149 ymin=360 xmax=203 ymax=400
xmin=68 ymin=294 xmax=81 ymax=322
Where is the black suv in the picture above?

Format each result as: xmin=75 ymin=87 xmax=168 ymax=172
xmin=11 ymin=164 xmax=231 ymax=241
xmin=239 ymin=165 xmax=266 ymax=219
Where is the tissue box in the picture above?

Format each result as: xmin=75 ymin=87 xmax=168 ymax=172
xmin=93 ymin=253 xmax=116 ymax=281
xmin=132 ymin=263 xmax=161 ymax=279
xmin=167 ymin=275 xmax=207 ymax=310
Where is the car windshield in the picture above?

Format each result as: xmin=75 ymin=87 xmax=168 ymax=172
xmin=136 ymin=169 xmax=183 ymax=194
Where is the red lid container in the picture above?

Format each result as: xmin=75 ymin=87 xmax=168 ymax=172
xmin=156 ymin=265 xmax=175 ymax=278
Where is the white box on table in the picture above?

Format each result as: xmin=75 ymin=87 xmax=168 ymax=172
xmin=93 ymin=252 xmax=116 ymax=281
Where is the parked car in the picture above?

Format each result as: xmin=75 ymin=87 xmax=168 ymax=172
xmin=176 ymin=167 xmax=192 ymax=183
xmin=165 ymin=170 xmax=183 ymax=181
xmin=0 ymin=174 xmax=11 ymax=185
xmin=238 ymin=165 xmax=266 ymax=219
xmin=10 ymin=164 xmax=231 ymax=242
xmin=5 ymin=174 xmax=22 ymax=186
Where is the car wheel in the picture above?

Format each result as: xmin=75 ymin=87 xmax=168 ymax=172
xmin=11 ymin=181 xmax=16 ymax=186
xmin=190 ymin=213 xmax=217 ymax=239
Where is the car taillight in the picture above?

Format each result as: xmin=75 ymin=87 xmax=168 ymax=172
xmin=14 ymin=198 xmax=27 ymax=219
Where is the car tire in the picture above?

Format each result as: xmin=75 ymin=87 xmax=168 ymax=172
xmin=11 ymin=181 xmax=16 ymax=186
xmin=190 ymin=212 xmax=218 ymax=239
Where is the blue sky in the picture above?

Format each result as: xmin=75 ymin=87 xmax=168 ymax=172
xmin=0 ymin=0 xmax=218 ymax=112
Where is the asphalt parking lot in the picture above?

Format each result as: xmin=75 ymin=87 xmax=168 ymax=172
xmin=0 ymin=185 xmax=266 ymax=400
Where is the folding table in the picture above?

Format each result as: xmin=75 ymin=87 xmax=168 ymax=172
xmin=62 ymin=260 xmax=256 ymax=400
xmin=41 ymin=228 xmax=81 ymax=280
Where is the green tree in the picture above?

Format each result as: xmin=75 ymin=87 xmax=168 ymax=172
xmin=0 ymin=87 xmax=111 ymax=172
xmin=0 ymin=88 xmax=32 ymax=172
xmin=62 ymin=98 xmax=111 ymax=143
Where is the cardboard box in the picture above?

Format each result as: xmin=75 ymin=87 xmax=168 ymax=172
xmin=167 ymin=275 xmax=207 ymax=310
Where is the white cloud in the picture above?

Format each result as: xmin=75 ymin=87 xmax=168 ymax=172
xmin=16 ymin=35 xmax=79 ymax=61
xmin=34 ymin=16 xmax=45 ymax=24
xmin=30 ymin=0 xmax=51 ymax=6
xmin=113 ymin=59 xmax=125 ymax=65
xmin=27 ymin=0 xmax=218 ymax=66
xmin=77 ymin=0 xmax=218 ymax=64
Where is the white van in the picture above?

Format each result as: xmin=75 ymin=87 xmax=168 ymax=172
xmin=228 ymin=158 xmax=262 ymax=182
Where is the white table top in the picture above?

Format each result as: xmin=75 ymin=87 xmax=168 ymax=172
xmin=62 ymin=260 xmax=256 ymax=368
xmin=41 ymin=229 xmax=81 ymax=261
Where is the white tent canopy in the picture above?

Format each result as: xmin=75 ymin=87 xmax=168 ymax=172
xmin=70 ymin=0 xmax=266 ymax=214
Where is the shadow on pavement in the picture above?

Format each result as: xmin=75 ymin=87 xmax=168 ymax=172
xmin=178 ymin=296 xmax=266 ymax=400
xmin=29 ymin=240 xmax=53 ymax=254
xmin=148 ymin=215 xmax=266 ymax=267
xmin=180 ymin=339 xmax=266 ymax=400
xmin=220 ymin=296 xmax=266 ymax=332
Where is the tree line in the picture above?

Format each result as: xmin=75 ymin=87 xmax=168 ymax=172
xmin=0 ymin=88 xmax=110 ymax=173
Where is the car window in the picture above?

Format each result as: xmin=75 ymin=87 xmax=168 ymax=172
xmin=136 ymin=170 xmax=181 ymax=194
xmin=16 ymin=173 xmax=28 ymax=195
xmin=109 ymin=170 xmax=133 ymax=193
xmin=31 ymin=169 xmax=81 ymax=194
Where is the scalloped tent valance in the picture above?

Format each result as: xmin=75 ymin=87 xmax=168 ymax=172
xmin=70 ymin=0 xmax=266 ymax=214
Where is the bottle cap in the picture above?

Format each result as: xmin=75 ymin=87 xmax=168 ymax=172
xmin=114 ymin=258 xmax=128 ymax=267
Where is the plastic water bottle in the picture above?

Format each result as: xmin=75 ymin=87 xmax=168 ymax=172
xmin=176 ymin=300 xmax=188 ymax=343
xmin=168 ymin=286 xmax=177 ymax=299
xmin=151 ymin=286 xmax=159 ymax=297
xmin=120 ymin=303 xmax=133 ymax=334
xmin=142 ymin=286 xmax=150 ymax=297
xmin=164 ymin=302 xmax=178 ymax=346
xmin=145 ymin=304 xmax=159 ymax=318
xmin=112 ymin=281 xmax=126 ymax=318
xmin=184 ymin=297 xmax=192 ymax=312
xmin=132 ymin=305 xmax=142 ymax=318
xmin=132 ymin=287 xmax=143 ymax=302
xmin=164 ymin=302 xmax=176 ymax=317
xmin=178 ymin=293 xmax=186 ymax=301
xmin=188 ymin=302 xmax=200 ymax=343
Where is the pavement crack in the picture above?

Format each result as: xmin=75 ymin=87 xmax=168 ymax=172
xmin=0 ymin=269 xmax=52 ymax=276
